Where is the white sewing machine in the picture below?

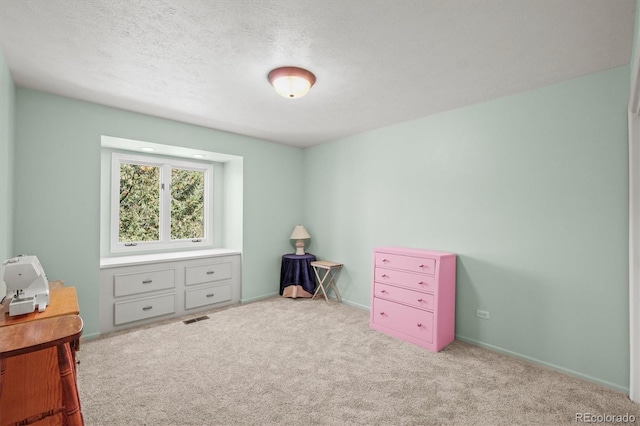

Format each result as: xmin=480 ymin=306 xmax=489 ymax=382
xmin=2 ymin=255 xmax=50 ymax=316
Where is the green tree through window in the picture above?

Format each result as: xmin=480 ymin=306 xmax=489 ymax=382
xmin=119 ymin=164 xmax=160 ymax=242
xmin=112 ymin=152 xmax=213 ymax=251
xmin=171 ymin=168 xmax=205 ymax=240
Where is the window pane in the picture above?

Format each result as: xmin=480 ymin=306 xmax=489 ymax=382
xmin=171 ymin=168 xmax=205 ymax=240
xmin=119 ymin=163 xmax=160 ymax=242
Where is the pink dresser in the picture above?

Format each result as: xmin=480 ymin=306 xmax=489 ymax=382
xmin=370 ymin=247 xmax=456 ymax=352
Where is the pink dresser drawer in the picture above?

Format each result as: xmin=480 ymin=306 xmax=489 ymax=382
xmin=372 ymin=298 xmax=433 ymax=343
xmin=374 ymin=267 xmax=436 ymax=293
xmin=375 ymin=283 xmax=434 ymax=311
xmin=375 ymin=252 xmax=436 ymax=275
xmin=372 ymin=247 xmax=456 ymax=352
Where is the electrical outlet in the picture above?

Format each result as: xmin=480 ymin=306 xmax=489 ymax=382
xmin=476 ymin=309 xmax=490 ymax=319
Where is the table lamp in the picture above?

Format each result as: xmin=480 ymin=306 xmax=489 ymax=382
xmin=290 ymin=225 xmax=310 ymax=255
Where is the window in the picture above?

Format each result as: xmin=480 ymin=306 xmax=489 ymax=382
xmin=111 ymin=153 xmax=213 ymax=252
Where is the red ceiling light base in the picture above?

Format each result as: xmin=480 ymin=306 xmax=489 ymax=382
xmin=268 ymin=66 xmax=316 ymax=99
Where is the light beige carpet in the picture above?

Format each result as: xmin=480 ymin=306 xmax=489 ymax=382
xmin=77 ymin=297 xmax=640 ymax=425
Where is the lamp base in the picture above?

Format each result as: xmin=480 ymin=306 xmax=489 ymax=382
xmin=295 ymin=240 xmax=306 ymax=255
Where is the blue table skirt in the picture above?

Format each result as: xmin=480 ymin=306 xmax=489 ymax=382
xmin=280 ymin=253 xmax=316 ymax=295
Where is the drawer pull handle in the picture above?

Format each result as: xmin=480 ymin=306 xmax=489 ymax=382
xmin=380 ymin=289 xmax=386 ymax=293
xmin=382 ymin=258 xmax=389 ymax=262
xmin=142 ymin=280 xmax=153 ymax=284
xmin=206 ymin=293 xmax=215 ymax=298
xmin=417 ymin=298 xmax=423 ymax=302
xmin=418 ymin=281 xmax=425 ymax=285
xmin=142 ymin=306 xmax=153 ymax=311
xmin=381 ymin=274 xmax=388 ymax=278
xmin=417 ymin=323 xmax=422 ymax=327
xmin=419 ymin=264 xmax=425 ymax=268
xmin=206 ymin=271 xmax=215 ymax=275
xmin=379 ymin=311 xmax=385 ymax=315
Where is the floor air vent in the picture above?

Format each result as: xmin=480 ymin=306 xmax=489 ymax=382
xmin=183 ymin=315 xmax=210 ymax=324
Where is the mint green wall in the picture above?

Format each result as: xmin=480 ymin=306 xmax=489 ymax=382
xmin=633 ymin=0 xmax=639 ymax=87
xmin=303 ymin=66 xmax=630 ymax=392
xmin=14 ymin=88 xmax=304 ymax=337
xmin=0 ymin=51 xmax=15 ymax=300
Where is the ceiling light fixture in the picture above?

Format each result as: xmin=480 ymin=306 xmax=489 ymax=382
xmin=268 ymin=66 xmax=316 ymax=99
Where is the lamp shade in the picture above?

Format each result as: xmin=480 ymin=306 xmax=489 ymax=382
xmin=290 ymin=225 xmax=310 ymax=240
xmin=268 ymin=67 xmax=316 ymax=99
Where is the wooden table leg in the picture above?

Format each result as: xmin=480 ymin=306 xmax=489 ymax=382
xmin=327 ymin=271 xmax=342 ymax=302
xmin=0 ymin=357 xmax=5 ymax=403
xmin=58 ymin=342 xmax=83 ymax=425
xmin=312 ymin=267 xmax=330 ymax=302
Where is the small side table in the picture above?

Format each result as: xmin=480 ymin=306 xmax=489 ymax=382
xmin=0 ymin=282 xmax=84 ymax=425
xmin=0 ymin=315 xmax=84 ymax=425
xmin=280 ymin=253 xmax=317 ymax=298
xmin=311 ymin=260 xmax=343 ymax=303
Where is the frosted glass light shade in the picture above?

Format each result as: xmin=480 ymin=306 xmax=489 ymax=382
xmin=268 ymin=67 xmax=316 ymax=99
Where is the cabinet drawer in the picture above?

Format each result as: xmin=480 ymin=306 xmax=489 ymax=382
xmin=185 ymin=262 xmax=232 ymax=286
xmin=375 ymin=252 xmax=436 ymax=275
xmin=114 ymin=293 xmax=176 ymax=325
xmin=372 ymin=298 xmax=433 ymax=343
xmin=375 ymin=267 xmax=436 ymax=293
xmin=185 ymin=284 xmax=231 ymax=310
xmin=114 ymin=269 xmax=175 ymax=297
xmin=374 ymin=283 xmax=434 ymax=311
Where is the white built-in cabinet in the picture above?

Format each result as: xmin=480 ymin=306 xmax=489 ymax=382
xmin=99 ymin=249 xmax=241 ymax=334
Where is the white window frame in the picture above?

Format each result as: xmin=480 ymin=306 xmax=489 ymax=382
xmin=110 ymin=152 xmax=214 ymax=253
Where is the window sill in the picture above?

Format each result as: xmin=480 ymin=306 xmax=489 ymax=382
xmin=100 ymin=248 xmax=241 ymax=269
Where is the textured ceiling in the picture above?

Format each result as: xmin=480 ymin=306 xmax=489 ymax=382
xmin=0 ymin=0 xmax=636 ymax=148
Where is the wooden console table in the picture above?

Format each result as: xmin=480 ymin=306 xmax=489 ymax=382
xmin=0 ymin=282 xmax=84 ymax=425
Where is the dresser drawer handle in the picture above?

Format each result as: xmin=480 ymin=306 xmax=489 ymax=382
xmin=417 ymin=323 xmax=422 ymax=327
xmin=418 ymin=281 xmax=425 ymax=285
xmin=206 ymin=271 xmax=215 ymax=275
xmin=380 ymin=289 xmax=387 ymax=293
xmin=419 ymin=264 xmax=425 ymax=268
xmin=379 ymin=311 xmax=385 ymax=315
xmin=382 ymin=258 xmax=389 ymax=262
xmin=381 ymin=274 xmax=388 ymax=278
xmin=142 ymin=279 xmax=153 ymax=284
xmin=142 ymin=306 xmax=153 ymax=311
xmin=206 ymin=293 xmax=215 ymax=298
xmin=417 ymin=298 xmax=423 ymax=302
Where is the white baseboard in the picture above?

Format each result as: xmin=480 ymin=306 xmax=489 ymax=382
xmin=342 ymin=299 xmax=369 ymax=311
xmin=456 ymin=334 xmax=628 ymax=395
xmin=241 ymin=292 xmax=279 ymax=304
xmin=80 ymin=331 xmax=101 ymax=342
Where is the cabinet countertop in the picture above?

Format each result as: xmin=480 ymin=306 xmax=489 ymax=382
xmin=100 ymin=248 xmax=241 ymax=269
